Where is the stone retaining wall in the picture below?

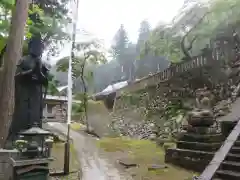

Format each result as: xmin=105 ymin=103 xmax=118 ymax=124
xmin=81 ymin=63 xmax=233 ymax=139
xmin=109 ymin=66 xmax=229 ymax=139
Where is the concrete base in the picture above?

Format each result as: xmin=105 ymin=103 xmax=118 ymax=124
xmin=0 ymin=149 xmax=18 ymax=180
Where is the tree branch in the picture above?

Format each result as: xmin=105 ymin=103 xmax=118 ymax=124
xmin=181 ymin=11 xmax=210 ymax=60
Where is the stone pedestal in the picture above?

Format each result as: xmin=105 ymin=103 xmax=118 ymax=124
xmin=0 ymin=149 xmax=18 ymax=180
xmin=0 ymin=149 xmax=52 ymax=180
xmin=165 ymin=108 xmax=224 ymax=172
xmin=10 ymin=157 xmax=52 ymax=180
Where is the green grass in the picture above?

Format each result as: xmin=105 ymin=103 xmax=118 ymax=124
xmin=70 ymin=122 xmax=84 ymax=131
xmin=98 ymin=137 xmax=197 ymax=180
xmin=50 ymin=142 xmax=81 ymax=179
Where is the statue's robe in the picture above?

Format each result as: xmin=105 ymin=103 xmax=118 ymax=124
xmin=8 ymin=55 xmax=48 ymax=140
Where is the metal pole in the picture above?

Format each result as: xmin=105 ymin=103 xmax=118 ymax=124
xmin=64 ymin=123 xmax=70 ymax=174
xmin=63 ymin=0 xmax=80 ymax=175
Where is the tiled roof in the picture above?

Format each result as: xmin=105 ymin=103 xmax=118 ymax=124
xmin=45 ymin=95 xmax=81 ymax=103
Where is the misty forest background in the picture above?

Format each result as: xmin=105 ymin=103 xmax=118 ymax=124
xmin=1 ymin=0 xmax=240 ymax=95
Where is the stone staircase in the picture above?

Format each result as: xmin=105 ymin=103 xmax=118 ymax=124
xmin=215 ymin=144 xmax=240 ymax=179
xmin=165 ymin=98 xmax=226 ymax=173
xmin=198 ymin=119 xmax=240 ymax=180
xmin=166 ymin=120 xmax=240 ymax=179
xmin=165 ymin=132 xmax=223 ymax=172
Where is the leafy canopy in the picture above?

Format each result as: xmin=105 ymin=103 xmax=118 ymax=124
xmin=145 ymin=0 xmax=240 ymax=63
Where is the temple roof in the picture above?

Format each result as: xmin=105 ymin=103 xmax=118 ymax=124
xmin=92 ymin=81 xmax=128 ymax=100
xmin=19 ymin=126 xmax=51 ymax=136
xmin=45 ymin=95 xmax=81 ymax=103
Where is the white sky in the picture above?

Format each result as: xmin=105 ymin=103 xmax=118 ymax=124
xmin=50 ymin=0 xmax=184 ymax=63
xmin=77 ymin=0 xmax=184 ymax=46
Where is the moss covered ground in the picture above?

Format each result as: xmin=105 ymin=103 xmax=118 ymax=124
xmin=98 ymin=137 xmax=197 ymax=180
xmin=50 ymin=142 xmax=81 ymax=179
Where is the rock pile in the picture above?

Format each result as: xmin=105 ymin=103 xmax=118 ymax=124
xmin=110 ymin=119 xmax=157 ymax=140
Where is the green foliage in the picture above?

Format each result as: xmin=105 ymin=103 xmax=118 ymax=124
xmin=57 ymin=40 xmax=106 ymax=80
xmin=111 ymin=24 xmax=135 ymax=79
xmin=1 ymin=0 xmax=14 ymax=6
xmin=72 ymin=102 xmax=84 ymax=114
xmin=144 ymin=0 xmax=240 ymax=63
xmin=145 ymin=27 xmax=182 ymax=63
xmin=57 ymin=39 xmax=106 ymax=130
xmin=137 ymin=20 xmax=151 ymax=51
xmin=0 ymin=0 xmax=70 ymax=59
xmin=164 ymin=101 xmax=185 ymax=119
xmin=121 ymin=93 xmax=142 ymax=108
xmin=111 ymin=24 xmax=129 ymax=63
xmin=57 ymin=40 xmax=107 ymax=92
xmin=47 ymin=73 xmax=60 ymax=95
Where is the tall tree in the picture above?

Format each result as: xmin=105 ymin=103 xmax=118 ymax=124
xmin=57 ymin=39 xmax=106 ymax=131
xmin=30 ymin=0 xmax=69 ymax=56
xmin=0 ymin=0 xmax=29 ymax=147
xmin=136 ymin=20 xmax=151 ymax=53
xmin=47 ymin=74 xmax=60 ymax=96
xmin=145 ymin=0 xmax=240 ymax=63
xmin=111 ymin=24 xmax=130 ymax=79
xmin=135 ymin=20 xmax=151 ymax=77
xmin=0 ymin=0 xmax=70 ymax=59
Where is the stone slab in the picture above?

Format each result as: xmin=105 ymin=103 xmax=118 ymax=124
xmin=0 ymin=149 xmax=18 ymax=180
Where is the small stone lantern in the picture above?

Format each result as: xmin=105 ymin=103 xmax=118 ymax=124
xmin=15 ymin=123 xmax=53 ymax=159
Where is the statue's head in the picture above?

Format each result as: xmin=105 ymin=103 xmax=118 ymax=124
xmin=28 ymin=36 xmax=44 ymax=58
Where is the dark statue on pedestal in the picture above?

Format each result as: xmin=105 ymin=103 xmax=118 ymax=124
xmin=7 ymin=36 xmax=49 ymax=142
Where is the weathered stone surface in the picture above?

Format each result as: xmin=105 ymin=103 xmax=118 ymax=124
xmin=147 ymin=164 xmax=168 ymax=171
xmin=187 ymin=109 xmax=214 ymax=127
xmin=214 ymin=100 xmax=231 ymax=118
xmin=0 ymin=149 xmax=18 ymax=180
xmin=117 ymin=158 xmax=138 ymax=168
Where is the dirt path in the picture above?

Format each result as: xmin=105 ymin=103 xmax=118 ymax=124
xmin=47 ymin=122 xmax=132 ymax=180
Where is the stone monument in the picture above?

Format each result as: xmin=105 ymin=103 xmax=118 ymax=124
xmin=185 ymin=87 xmax=215 ymax=134
xmin=165 ymin=87 xmax=223 ymax=172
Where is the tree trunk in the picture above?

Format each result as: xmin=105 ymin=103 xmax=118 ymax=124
xmin=0 ymin=0 xmax=29 ymax=147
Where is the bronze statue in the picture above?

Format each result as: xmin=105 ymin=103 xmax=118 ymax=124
xmin=7 ymin=36 xmax=49 ymax=141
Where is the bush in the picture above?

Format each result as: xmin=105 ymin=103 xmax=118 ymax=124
xmin=70 ymin=122 xmax=83 ymax=131
xmin=163 ymin=142 xmax=176 ymax=151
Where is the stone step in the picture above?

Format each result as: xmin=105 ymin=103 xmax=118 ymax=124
xmin=176 ymin=141 xmax=221 ymax=152
xmin=178 ymin=133 xmax=223 ymax=143
xmin=166 ymin=148 xmax=214 ymax=159
xmin=165 ymin=148 xmax=213 ymax=172
xmin=230 ymin=146 xmax=240 ymax=154
xmin=215 ymin=170 xmax=240 ymax=180
xmin=219 ymin=161 xmax=240 ymax=172
xmin=225 ymin=153 xmax=240 ymax=162
xmin=234 ymin=140 xmax=240 ymax=147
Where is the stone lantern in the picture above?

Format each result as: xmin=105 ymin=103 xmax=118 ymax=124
xmin=15 ymin=123 xmax=53 ymax=159
xmin=8 ymin=124 xmax=54 ymax=180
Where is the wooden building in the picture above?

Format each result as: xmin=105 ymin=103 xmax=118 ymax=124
xmin=43 ymin=95 xmax=67 ymax=122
